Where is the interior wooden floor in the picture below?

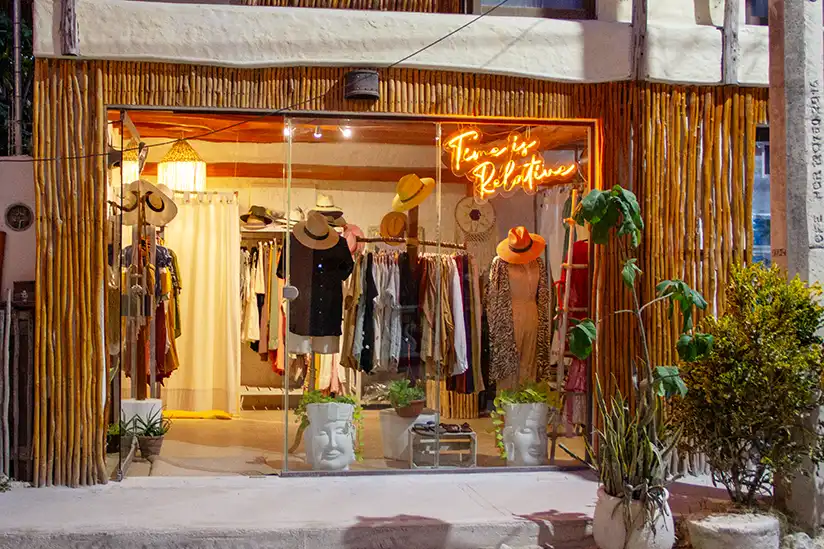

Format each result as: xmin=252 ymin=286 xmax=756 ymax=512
xmin=124 ymin=410 xmax=587 ymax=477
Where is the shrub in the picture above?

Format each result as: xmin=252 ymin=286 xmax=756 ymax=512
xmin=674 ymin=263 xmax=824 ymax=506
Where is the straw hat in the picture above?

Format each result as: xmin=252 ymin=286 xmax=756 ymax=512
xmin=293 ymin=210 xmax=340 ymax=250
xmin=240 ymin=205 xmax=276 ymax=227
xmin=380 ymin=211 xmax=407 ymax=246
xmin=121 ymin=179 xmax=178 ymax=227
xmin=391 ymin=174 xmax=435 ymax=212
xmin=313 ymin=194 xmax=343 ymax=215
xmin=496 ymin=226 xmax=546 ymax=265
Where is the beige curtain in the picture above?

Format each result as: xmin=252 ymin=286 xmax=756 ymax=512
xmin=163 ymin=193 xmax=241 ymax=414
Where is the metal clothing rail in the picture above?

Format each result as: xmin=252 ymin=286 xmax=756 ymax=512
xmin=356 ymin=236 xmax=467 ymax=250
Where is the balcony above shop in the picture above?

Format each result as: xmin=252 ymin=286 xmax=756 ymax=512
xmin=33 ymin=0 xmax=769 ymax=86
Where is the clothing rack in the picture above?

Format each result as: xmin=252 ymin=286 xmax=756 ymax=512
xmin=356 ymin=236 xmax=466 ymax=250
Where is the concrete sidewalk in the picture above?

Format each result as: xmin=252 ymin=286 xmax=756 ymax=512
xmin=0 ymin=470 xmax=725 ymax=549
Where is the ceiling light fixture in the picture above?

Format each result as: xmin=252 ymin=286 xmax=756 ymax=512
xmin=341 ymin=126 xmax=353 ymax=139
xmin=283 ymin=126 xmax=292 ymax=138
xmin=157 ymin=140 xmax=207 ymax=193
xmin=313 ymin=126 xmax=323 ymax=139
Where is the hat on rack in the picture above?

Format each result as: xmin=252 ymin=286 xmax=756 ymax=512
xmin=120 ymin=179 xmax=178 ymax=228
xmin=496 ymin=226 xmax=546 ymax=265
xmin=379 ymin=211 xmax=407 ymax=246
xmin=293 ymin=210 xmax=340 ymax=251
xmin=343 ymin=224 xmax=365 ymax=255
xmin=241 ymin=205 xmax=276 ymax=227
xmin=392 ymin=173 xmax=435 ymax=212
xmin=311 ymin=194 xmax=346 ymax=228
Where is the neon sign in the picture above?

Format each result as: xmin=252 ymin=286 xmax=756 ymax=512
xmin=443 ymin=129 xmax=578 ymax=202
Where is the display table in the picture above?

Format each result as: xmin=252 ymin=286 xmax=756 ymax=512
xmin=379 ymin=409 xmax=437 ymax=462
xmin=408 ymin=429 xmax=477 ymax=469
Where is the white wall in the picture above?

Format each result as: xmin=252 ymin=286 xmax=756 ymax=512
xmin=33 ymin=0 xmax=769 ymax=86
xmin=0 ymin=158 xmax=36 ymax=296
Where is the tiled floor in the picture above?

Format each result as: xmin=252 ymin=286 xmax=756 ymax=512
xmin=128 ymin=410 xmax=587 ymax=477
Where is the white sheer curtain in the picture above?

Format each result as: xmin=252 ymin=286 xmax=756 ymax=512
xmin=163 ymin=193 xmax=241 ymax=414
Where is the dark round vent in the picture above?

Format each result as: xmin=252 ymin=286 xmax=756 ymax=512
xmin=344 ymin=70 xmax=380 ymax=101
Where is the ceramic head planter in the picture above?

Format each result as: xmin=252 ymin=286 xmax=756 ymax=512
xmin=503 ymin=402 xmax=549 ymax=466
xmin=304 ymin=402 xmax=356 ymax=471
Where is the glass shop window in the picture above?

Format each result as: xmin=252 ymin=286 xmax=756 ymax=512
xmin=474 ymin=0 xmax=594 ymax=19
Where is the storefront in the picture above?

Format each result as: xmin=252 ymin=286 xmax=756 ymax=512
xmin=29 ymin=59 xmax=768 ymax=486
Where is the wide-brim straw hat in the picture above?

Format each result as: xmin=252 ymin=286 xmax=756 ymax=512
xmin=313 ymin=193 xmax=344 ymax=216
xmin=496 ymin=226 xmax=546 ymax=265
xmin=392 ymin=174 xmax=435 ymax=212
xmin=121 ymin=179 xmax=178 ymax=227
xmin=293 ymin=210 xmax=340 ymax=250
xmin=240 ymin=205 xmax=276 ymax=227
xmin=379 ymin=211 xmax=407 ymax=246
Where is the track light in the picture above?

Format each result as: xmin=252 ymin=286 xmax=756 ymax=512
xmin=283 ymin=126 xmax=291 ymax=137
xmin=341 ymin=126 xmax=353 ymax=139
xmin=313 ymin=126 xmax=322 ymax=139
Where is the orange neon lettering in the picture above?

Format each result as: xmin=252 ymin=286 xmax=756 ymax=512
xmin=444 ymin=127 xmax=578 ymax=202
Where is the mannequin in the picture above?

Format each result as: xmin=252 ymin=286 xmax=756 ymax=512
xmin=486 ymin=226 xmax=551 ymax=388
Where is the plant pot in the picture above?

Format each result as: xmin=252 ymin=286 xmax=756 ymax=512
xmin=503 ymin=403 xmax=548 ymax=466
xmin=593 ymin=487 xmax=675 ymax=549
xmin=105 ymin=435 xmax=120 ymax=455
xmin=395 ymin=399 xmax=425 ymax=418
xmin=304 ymin=402 xmax=356 ymax=471
xmin=687 ymin=513 xmax=779 ymax=549
xmin=137 ymin=436 xmax=164 ymax=459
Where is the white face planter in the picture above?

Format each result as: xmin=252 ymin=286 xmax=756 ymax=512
xmin=503 ymin=403 xmax=549 ymax=467
xmin=304 ymin=402 xmax=356 ymax=471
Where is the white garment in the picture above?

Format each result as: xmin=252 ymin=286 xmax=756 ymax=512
xmin=539 ymin=186 xmax=569 ymax=283
xmin=372 ymin=256 xmax=387 ymax=371
xmin=240 ymin=250 xmax=260 ymax=343
xmin=288 ymin=332 xmax=340 ymax=354
xmin=388 ymin=259 xmax=402 ymax=370
xmin=449 ymin=257 xmax=469 ymax=376
xmin=162 ymin=195 xmax=241 ymax=414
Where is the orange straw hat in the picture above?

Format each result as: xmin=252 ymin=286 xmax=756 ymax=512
xmin=496 ymin=226 xmax=546 ymax=265
xmin=392 ymin=174 xmax=435 ymax=212
xmin=379 ymin=211 xmax=407 ymax=246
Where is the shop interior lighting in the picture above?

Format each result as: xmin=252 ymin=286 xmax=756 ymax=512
xmin=340 ymin=126 xmax=353 ymax=138
xmin=283 ymin=126 xmax=292 ymax=138
xmin=120 ymin=138 xmax=141 ymax=184
xmin=157 ymin=140 xmax=207 ymax=192
xmin=313 ymin=126 xmax=323 ymax=139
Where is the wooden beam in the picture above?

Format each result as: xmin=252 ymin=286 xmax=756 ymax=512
xmin=59 ymin=0 xmax=78 ymax=56
xmin=722 ymin=0 xmax=741 ymax=85
xmin=141 ymin=162 xmax=467 ymax=184
xmin=631 ymin=0 xmax=648 ymax=81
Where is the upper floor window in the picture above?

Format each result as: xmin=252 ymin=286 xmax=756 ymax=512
xmin=474 ymin=0 xmax=594 ymax=19
xmin=747 ymin=0 xmax=768 ymax=26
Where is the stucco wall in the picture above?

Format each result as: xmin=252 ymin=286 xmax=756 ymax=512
xmin=33 ymin=0 xmax=769 ymax=86
xmin=0 ymin=158 xmax=36 ymax=297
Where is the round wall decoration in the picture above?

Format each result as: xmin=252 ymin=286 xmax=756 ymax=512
xmin=455 ymin=196 xmax=495 ymax=236
xmin=5 ymin=203 xmax=33 ymax=232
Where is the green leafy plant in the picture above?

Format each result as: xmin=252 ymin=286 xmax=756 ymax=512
xmin=387 ymin=379 xmax=425 ymax=410
xmin=125 ymin=409 xmax=171 ymax=438
xmin=674 ymin=263 xmax=824 ymax=506
xmin=491 ymin=382 xmax=560 ymax=459
xmin=107 ymin=422 xmax=122 ymax=437
xmin=295 ymin=390 xmax=365 ymax=461
xmin=561 ymin=184 xmax=712 ymax=541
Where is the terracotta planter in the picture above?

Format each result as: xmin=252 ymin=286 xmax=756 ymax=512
xmin=395 ymin=399 xmax=425 ymax=418
xmin=138 ymin=436 xmax=164 ymax=459
xmin=593 ymin=487 xmax=675 ymax=549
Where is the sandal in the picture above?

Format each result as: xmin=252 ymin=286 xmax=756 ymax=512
xmin=460 ymin=422 xmax=473 ymax=433
xmin=440 ymin=423 xmax=461 ymax=434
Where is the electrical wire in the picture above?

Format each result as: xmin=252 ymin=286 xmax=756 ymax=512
xmin=8 ymin=0 xmax=512 ymax=164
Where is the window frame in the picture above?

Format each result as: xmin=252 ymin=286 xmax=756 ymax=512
xmin=471 ymin=0 xmax=595 ymax=20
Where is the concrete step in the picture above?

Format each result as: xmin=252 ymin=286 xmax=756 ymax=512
xmin=0 ymin=471 xmax=719 ymax=549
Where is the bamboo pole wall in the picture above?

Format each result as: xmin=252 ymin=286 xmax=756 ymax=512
xmin=33 ymin=59 xmax=768 ymax=486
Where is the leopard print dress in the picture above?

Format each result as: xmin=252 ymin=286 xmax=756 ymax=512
xmin=485 ymin=256 xmax=551 ymax=383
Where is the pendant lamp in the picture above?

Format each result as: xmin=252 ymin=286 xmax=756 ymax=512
xmin=158 ymin=140 xmax=206 ymax=192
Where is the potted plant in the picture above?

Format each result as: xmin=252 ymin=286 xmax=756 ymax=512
xmin=674 ymin=264 xmax=824 ymax=549
xmin=295 ymin=390 xmax=364 ymax=471
xmin=388 ymin=379 xmax=426 ymax=418
xmin=126 ymin=408 xmax=171 ymax=459
xmin=491 ymin=382 xmax=559 ymax=466
xmin=561 ymin=185 xmax=713 ymax=549
xmin=105 ymin=422 xmax=122 ymax=454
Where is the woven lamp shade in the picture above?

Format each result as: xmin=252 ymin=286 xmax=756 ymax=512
xmin=121 ymin=139 xmax=141 ymax=185
xmin=158 ymin=140 xmax=206 ymax=192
